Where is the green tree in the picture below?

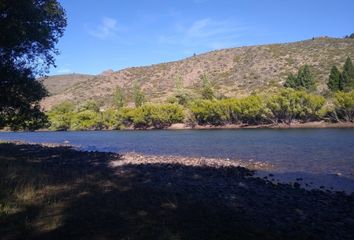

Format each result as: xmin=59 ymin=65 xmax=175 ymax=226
xmin=133 ymin=82 xmax=145 ymax=107
xmin=201 ymin=74 xmax=215 ymax=100
xmin=284 ymin=65 xmax=316 ymax=91
xmin=284 ymin=73 xmax=298 ymax=89
xmin=327 ymin=66 xmax=342 ymax=92
xmin=114 ymin=86 xmax=125 ymax=109
xmin=341 ymin=57 xmax=354 ymax=92
xmin=297 ymin=65 xmax=316 ymax=90
xmin=47 ymin=101 xmax=75 ymax=131
xmin=0 ymin=0 xmax=66 ymax=130
xmin=169 ymin=75 xmax=194 ymax=106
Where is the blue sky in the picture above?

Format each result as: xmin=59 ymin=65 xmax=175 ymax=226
xmin=51 ymin=0 xmax=354 ymax=75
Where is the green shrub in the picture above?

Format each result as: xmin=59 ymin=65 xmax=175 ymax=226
xmin=77 ymin=100 xmax=100 ymax=112
xmin=47 ymin=101 xmax=75 ymax=130
xmin=189 ymin=96 xmax=266 ymax=126
xmin=266 ymin=89 xmax=325 ymax=124
xmin=101 ymin=108 xmax=119 ymax=130
xmin=118 ymin=104 xmax=184 ymax=129
xmin=239 ymin=95 xmax=267 ymax=124
xmin=147 ymin=103 xmax=184 ymax=128
xmin=71 ymin=110 xmax=102 ymax=130
xmin=333 ymin=91 xmax=354 ymax=122
xmin=189 ymin=100 xmax=228 ymax=125
xmin=167 ymin=90 xmax=195 ymax=106
xmin=300 ymin=93 xmax=326 ymax=122
xmin=117 ymin=107 xmax=138 ymax=128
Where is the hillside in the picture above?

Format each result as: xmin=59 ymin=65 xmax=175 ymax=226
xmin=42 ymin=73 xmax=95 ymax=96
xmin=41 ymin=37 xmax=354 ymax=110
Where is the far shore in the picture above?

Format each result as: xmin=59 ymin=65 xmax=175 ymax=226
xmin=1 ymin=121 xmax=354 ymax=132
xmin=168 ymin=121 xmax=354 ymax=130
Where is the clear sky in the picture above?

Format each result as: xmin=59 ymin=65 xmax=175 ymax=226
xmin=50 ymin=0 xmax=354 ymax=75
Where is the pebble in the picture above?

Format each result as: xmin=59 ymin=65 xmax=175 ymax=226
xmin=238 ymin=182 xmax=248 ymax=189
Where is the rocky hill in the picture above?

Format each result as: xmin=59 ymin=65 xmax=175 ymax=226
xmin=42 ymin=73 xmax=95 ymax=96
xmin=41 ymin=37 xmax=354 ymax=110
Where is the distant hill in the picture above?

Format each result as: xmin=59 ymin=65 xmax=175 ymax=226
xmin=41 ymin=37 xmax=354 ymax=110
xmin=42 ymin=74 xmax=95 ymax=96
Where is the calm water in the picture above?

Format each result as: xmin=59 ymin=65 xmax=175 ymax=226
xmin=1 ymin=129 xmax=354 ymax=179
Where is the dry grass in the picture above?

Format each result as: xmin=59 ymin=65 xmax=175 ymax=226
xmin=41 ymin=38 xmax=354 ymax=110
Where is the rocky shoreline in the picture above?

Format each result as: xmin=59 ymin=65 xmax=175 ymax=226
xmin=1 ymin=121 xmax=354 ymax=133
xmin=111 ymin=152 xmax=272 ymax=170
xmin=168 ymin=121 xmax=354 ymax=130
xmin=1 ymin=141 xmax=354 ymax=239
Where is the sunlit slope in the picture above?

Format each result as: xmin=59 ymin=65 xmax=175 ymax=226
xmin=42 ymin=37 xmax=354 ymax=110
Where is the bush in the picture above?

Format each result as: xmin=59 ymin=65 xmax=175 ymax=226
xmin=239 ymin=95 xmax=267 ymax=124
xmin=77 ymin=100 xmax=100 ymax=112
xmin=118 ymin=104 xmax=184 ymax=129
xmin=71 ymin=110 xmax=103 ymax=131
xmin=101 ymin=108 xmax=119 ymax=130
xmin=189 ymin=96 xmax=265 ymax=126
xmin=189 ymin=100 xmax=229 ymax=125
xmin=333 ymin=91 xmax=354 ymax=122
xmin=147 ymin=104 xmax=184 ymax=128
xmin=47 ymin=101 xmax=75 ymax=131
xmin=266 ymin=89 xmax=325 ymax=124
xmin=300 ymin=93 xmax=326 ymax=122
xmin=167 ymin=90 xmax=195 ymax=106
xmin=117 ymin=107 xmax=136 ymax=127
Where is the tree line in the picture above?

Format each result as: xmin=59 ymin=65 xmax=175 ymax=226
xmin=47 ymin=89 xmax=354 ymax=131
xmin=45 ymin=57 xmax=354 ymax=130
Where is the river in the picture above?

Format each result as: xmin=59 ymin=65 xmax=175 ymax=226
xmin=1 ymin=129 xmax=354 ymax=192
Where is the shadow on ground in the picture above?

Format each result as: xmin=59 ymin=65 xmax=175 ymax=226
xmin=0 ymin=143 xmax=353 ymax=240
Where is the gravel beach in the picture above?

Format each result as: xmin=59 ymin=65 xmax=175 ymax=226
xmin=1 ymin=141 xmax=354 ymax=240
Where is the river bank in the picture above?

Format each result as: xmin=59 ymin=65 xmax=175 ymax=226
xmin=1 ymin=121 xmax=354 ymax=133
xmin=1 ymin=141 xmax=354 ymax=239
xmin=168 ymin=121 xmax=354 ymax=130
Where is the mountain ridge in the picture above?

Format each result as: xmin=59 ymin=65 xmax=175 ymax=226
xmin=42 ymin=37 xmax=354 ymax=110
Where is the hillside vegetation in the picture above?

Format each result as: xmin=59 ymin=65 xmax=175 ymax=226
xmin=42 ymin=37 xmax=354 ymax=110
